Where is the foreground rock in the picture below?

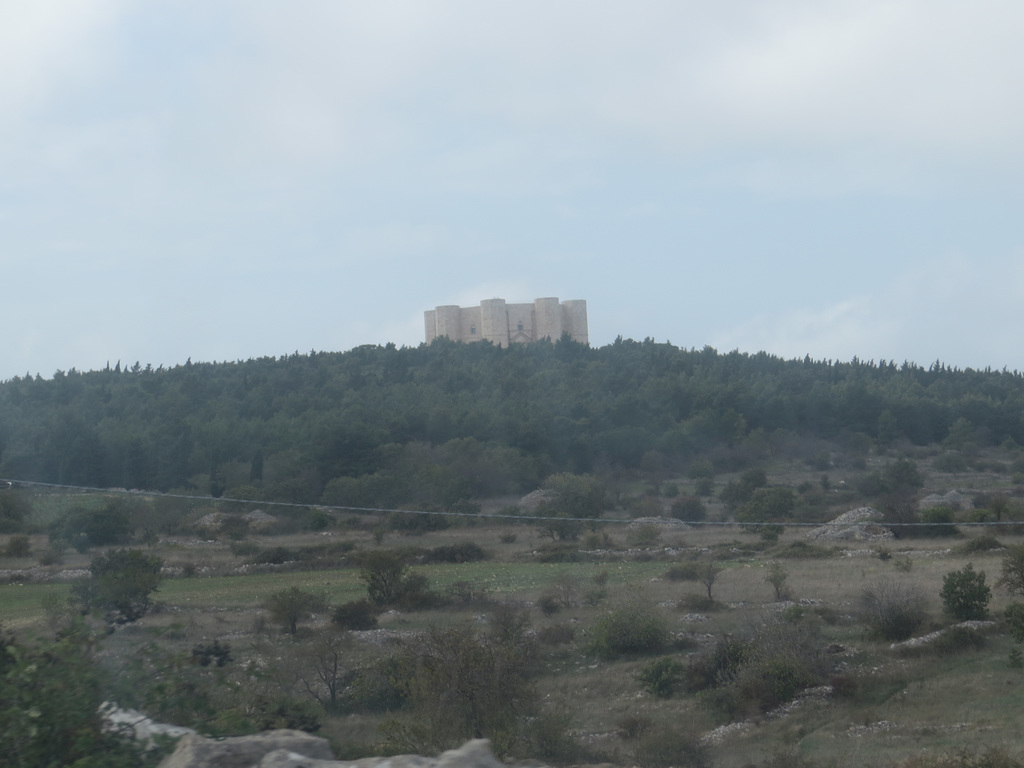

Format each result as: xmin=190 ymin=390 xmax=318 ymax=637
xmin=158 ymin=730 xmax=334 ymax=768
xmin=158 ymin=734 xmax=509 ymax=768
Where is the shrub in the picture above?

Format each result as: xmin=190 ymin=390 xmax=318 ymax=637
xmin=422 ymin=542 xmax=487 ymax=564
xmin=632 ymin=725 xmax=710 ymax=768
xmin=3 ymin=534 xmax=31 ymax=558
xmin=930 ymin=625 xmax=986 ymax=656
xmin=637 ymin=657 xmax=687 ymax=698
xmin=862 ymin=578 xmax=928 ymax=641
xmin=627 ymin=524 xmax=662 ymax=548
xmin=332 ymin=599 xmax=379 ymax=630
xmin=941 ymin=563 xmax=991 ymax=621
xmin=958 ymin=535 xmax=1003 ymax=554
xmin=588 ymin=601 xmax=669 ymax=658
xmin=537 ymin=623 xmax=576 ymax=645
xmin=1004 ymin=603 xmax=1024 ymax=643
xmin=263 ymin=587 xmax=327 ymax=634
xmin=50 ymin=501 xmax=133 ymax=553
xmin=384 ymin=623 xmax=540 ymax=755
xmin=919 ymin=507 xmax=960 ymax=538
xmin=360 ymin=550 xmax=409 ymax=606
xmin=665 ymin=562 xmax=702 ymax=581
xmin=248 ymin=546 xmax=297 ymax=565
xmin=773 ymin=541 xmax=833 ymax=559
xmin=670 ymin=496 xmax=707 ymax=522
xmin=998 ymin=545 xmax=1024 ymax=597
xmin=764 ymin=561 xmax=791 ymax=601
xmin=72 ymin=548 xmax=163 ymax=623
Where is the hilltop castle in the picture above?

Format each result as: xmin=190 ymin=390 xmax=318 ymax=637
xmin=425 ymin=298 xmax=588 ymax=346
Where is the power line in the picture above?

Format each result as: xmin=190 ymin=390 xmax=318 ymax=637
xmin=3 ymin=478 xmax=1020 ymax=528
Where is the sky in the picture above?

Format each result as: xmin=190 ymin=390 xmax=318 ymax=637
xmin=2 ymin=1 xmax=1023 ymax=382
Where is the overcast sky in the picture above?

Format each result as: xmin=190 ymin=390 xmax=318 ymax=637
xmin=2 ymin=1 xmax=1023 ymax=381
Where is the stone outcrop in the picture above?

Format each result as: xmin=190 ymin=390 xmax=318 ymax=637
xmin=806 ymin=507 xmax=894 ymax=542
xmin=158 ymin=735 xmax=509 ymax=768
xmin=919 ymin=490 xmax=973 ymax=510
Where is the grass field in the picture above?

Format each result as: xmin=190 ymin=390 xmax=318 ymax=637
xmin=5 ymin=456 xmax=1024 ymax=767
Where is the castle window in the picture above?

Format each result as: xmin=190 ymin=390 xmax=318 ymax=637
xmin=517 ymin=322 xmax=524 ymax=331
xmin=470 ymin=325 xmax=476 ymax=335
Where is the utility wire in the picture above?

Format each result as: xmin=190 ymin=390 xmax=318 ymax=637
xmin=2 ymin=478 xmax=1018 ymax=528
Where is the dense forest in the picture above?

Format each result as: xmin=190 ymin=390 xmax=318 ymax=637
xmin=1 ymin=337 xmax=1022 ymax=510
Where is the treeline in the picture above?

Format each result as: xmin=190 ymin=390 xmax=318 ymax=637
xmin=0 ymin=337 xmax=1022 ymax=507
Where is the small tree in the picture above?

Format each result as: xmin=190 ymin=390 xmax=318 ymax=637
xmin=263 ymin=587 xmax=326 ymax=635
xmin=765 ymin=561 xmax=790 ymax=601
xmin=998 ymin=545 xmax=1024 ymax=597
xmin=360 ymin=550 xmax=409 ymax=606
xmin=72 ymin=548 xmax=163 ymax=622
xmin=940 ymin=563 xmax=991 ymax=621
xmin=700 ymin=559 xmax=721 ymax=600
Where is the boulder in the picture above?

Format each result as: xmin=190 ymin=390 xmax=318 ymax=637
xmin=159 ymin=736 xmax=509 ymax=768
xmin=157 ymin=730 xmax=334 ymax=768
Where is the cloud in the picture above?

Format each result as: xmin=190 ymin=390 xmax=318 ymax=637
xmin=711 ymin=253 xmax=1024 ymax=369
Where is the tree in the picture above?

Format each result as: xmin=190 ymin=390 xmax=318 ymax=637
xmin=700 ymin=560 xmax=721 ymax=600
xmin=360 ymin=550 xmax=409 ymax=606
xmin=765 ymin=561 xmax=790 ymax=601
xmin=291 ymin=630 xmax=355 ymax=710
xmin=536 ymin=473 xmax=607 ymax=541
xmin=940 ymin=563 xmax=991 ymax=621
xmin=736 ymin=488 xmax=796 ymax=523
xmin=998 ymin=545 xmax=1024 ymax=599
xmin=263 ymin=587 xmax=326 ymax=635
xmin=73 ymin=548 xmax=163 ymax=622
xmin=0 ymin=625 xmax=145 ymax=768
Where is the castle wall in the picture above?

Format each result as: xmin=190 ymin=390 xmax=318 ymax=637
xmin=425 ymin=298 xmax=587 ymax=346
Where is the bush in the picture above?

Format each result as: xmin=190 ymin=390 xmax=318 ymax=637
xmin=941 ymin=563 xmax=991 ymax=621
xmin=423 ymin=542 xmax=487 ymax=564
xmin=862 ymin=578 xmax=928 ymax=641
xmin=687 ymin=622 xmax=827 ymax=722
xmin=588 ymin=601 xmax=669 ymax=658
xmin=50 ymin=501 xmax=133 ymax=553
xmin=248 ymin=546 xmax=297 ymax=565
xmin=72 ymin=548 xmax=163 ymax=623
xmin=919 ymin=507 xmax=960 ymax=538
xmin=632 ymin=725 xmax=710 ymax=768
xmin=626 ymin=524 xmax=661 ymax=548
xmin=670 ymin=496 xmax=707 ymax=522
xmin=537 ymin=623 xmax=576 ymax=645
xmin=958 ymin=535 xmax=1003 ymax=554
xmin=665 ymin=562 xmax=702 ymax=581
xmin=332 ymin=599 xmax=379 ymax=630
xmin=3 ymin=534 xmax=31 ymax=558
xmin=998 ymin=545 xmax=1024 ymax=597
xmin=384 ymin=623 xmax=539 ymax=755
xmin=263 ymin=587 xmax=327 ymax=634
xmin=637 ymin=656 xmax=687 ymax=698
xmin=360 ymin=550 xmax=410 ymax=606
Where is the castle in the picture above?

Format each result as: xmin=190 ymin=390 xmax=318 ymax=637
xmin=424 ymin=298 xmax=588 ymax=346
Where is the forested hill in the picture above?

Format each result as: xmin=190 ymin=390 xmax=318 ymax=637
xmin=1 ymin=338 xmax=1021 ymax=508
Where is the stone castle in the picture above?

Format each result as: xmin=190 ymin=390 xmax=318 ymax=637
xmin=424 ymin=297 xmax=588 ymax=346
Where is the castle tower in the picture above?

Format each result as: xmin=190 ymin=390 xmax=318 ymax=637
xmin=534 ymin=297 xmax=564 ymax=341
xmin=480 ymin=299 xmax=510 ymax=346
xmin=562 ymin=300 xmax=588 ymax=344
